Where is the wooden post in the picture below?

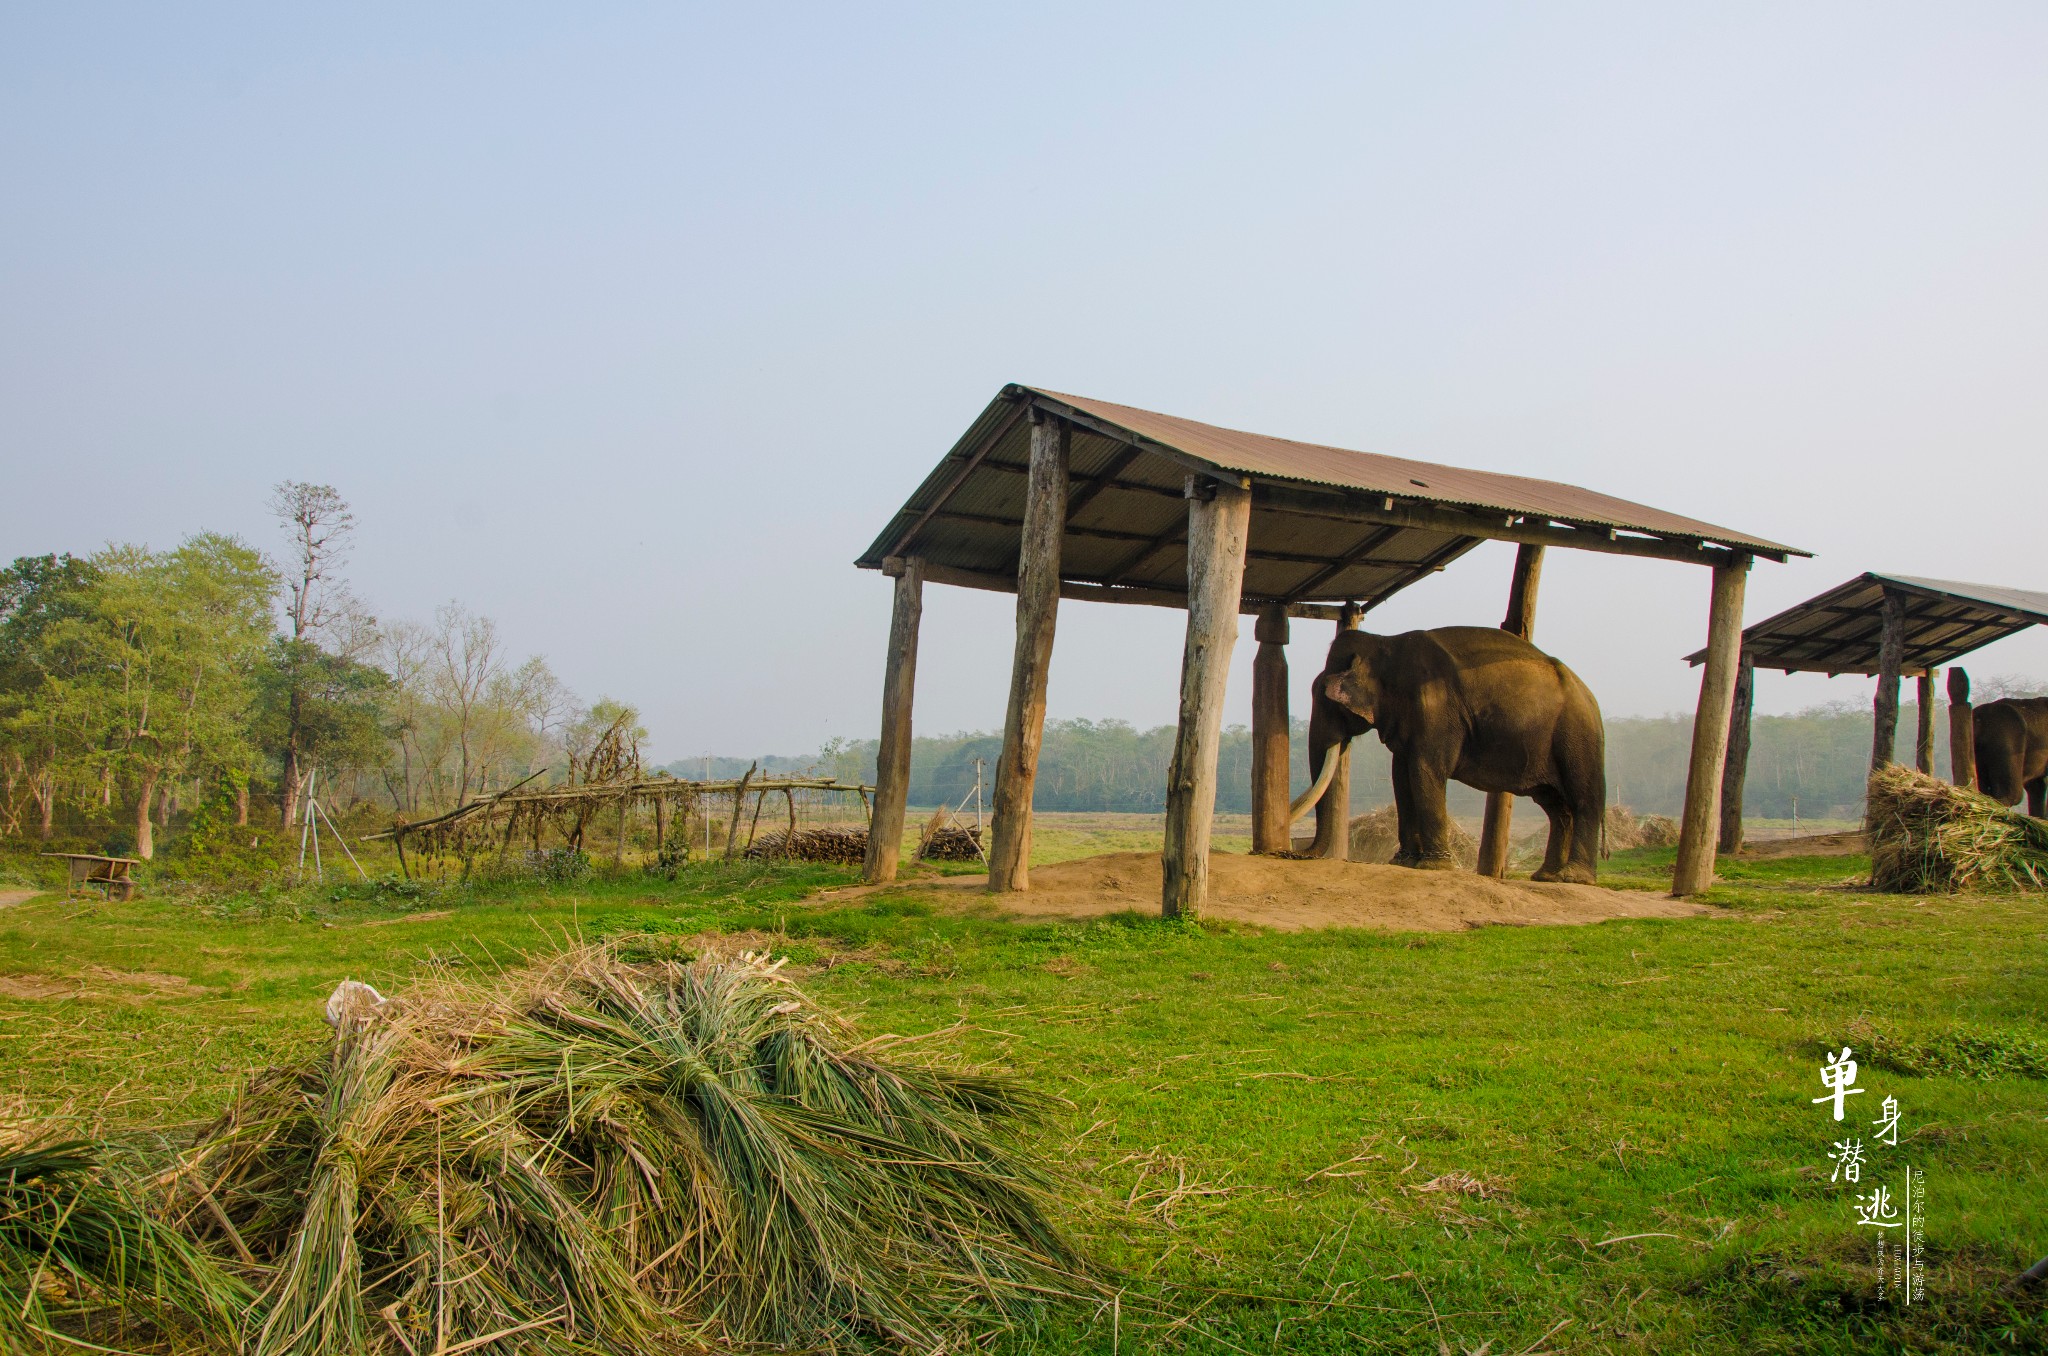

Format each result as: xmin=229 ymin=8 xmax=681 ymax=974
xmin=863 ymin=556 xmax=923 ymax=883
xmin=1870 ymin=589 xmax=1906 ymax=771
xmin=1162 ymin=476 xmax=1252 ymax=918
xmin=1671 ymin=556 xmax=1750 ymax=897
xmin=653 ymin=796 xmax=669 ymax=853
xmin=1477 ymin=544 xmax=1544 ymax=877
xmin=1250 ymin=606 xmax=1291 ymax=854
xmin=1308 ymin=607 xmax=1362 ymax=858
xmin=1916 ymin=670 xmax=1937 ymax=775
xmin=1948 ymin=667 xmax=1976 ymax=789
xmin=987 ymin=417 xmax=1067 ymax=893
xmin=1718 ymin=652 xmax=1754 ymax=854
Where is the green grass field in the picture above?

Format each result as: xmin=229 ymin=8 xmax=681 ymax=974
xmin=2 ymin=821 xmax=2043 ymax=1353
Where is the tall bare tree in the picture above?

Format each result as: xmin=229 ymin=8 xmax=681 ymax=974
xmin=270 ymin=482 xmax=356 ymax=829
xmin=432 ymin=602 xmax=502 ymax=806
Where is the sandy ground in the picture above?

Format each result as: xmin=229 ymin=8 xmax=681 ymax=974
xmin=1738 ymin=831 xmax=1866 ymax=859
xmin=0 ymin=890 xmax=37 ymax=910
xmin=883 ymin=851 xmax=1709 ymax=933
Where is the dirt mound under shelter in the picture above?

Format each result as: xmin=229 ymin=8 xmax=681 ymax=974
xmin=906 ymin=851 xmax=1707 ymax=932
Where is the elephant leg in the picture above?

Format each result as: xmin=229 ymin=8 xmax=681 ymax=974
xmin=1526 ymin=785 xmax=1574 ymax=882
xmin=2029 ymin=779 xmax=2046 ymax=819
xmin=1398 ymin=754 xmax=1459 ymax=870
xmin=1388 ymin=759 xmax=1419 ymax=866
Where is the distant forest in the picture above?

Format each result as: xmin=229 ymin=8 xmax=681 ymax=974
xmin=668 ymin=689 xmax=2046 ymax=821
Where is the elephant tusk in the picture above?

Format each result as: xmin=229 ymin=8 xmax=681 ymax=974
xmin=1288 ymin=744 xmax=1342 ymax=824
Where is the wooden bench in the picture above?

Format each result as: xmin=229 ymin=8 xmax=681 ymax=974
xmin=42 ymin=853 xmax=139 ymax=901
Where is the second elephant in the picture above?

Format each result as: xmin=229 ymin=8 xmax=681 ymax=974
xmin=1973 ymin=697 xmax=2048 ymax=816
xmin=1291 ymin=626 xmax=1608 ymax=883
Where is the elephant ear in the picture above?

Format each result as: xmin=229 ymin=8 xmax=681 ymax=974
xmin=1321 ymin=666 xmax=1376 ymax=726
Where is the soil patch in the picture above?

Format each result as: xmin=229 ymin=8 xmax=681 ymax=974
xmin=1740 ymin=831 xmax=1866 ymax=860
xmin=899 ymin=851 xmax=1708 ymax=932
xmin=0 ymin=890 xmax=37 ymax=910
xmin=0 ymin=973 xmax=75 ymax=999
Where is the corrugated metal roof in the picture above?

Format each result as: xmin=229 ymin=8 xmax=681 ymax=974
xmin=1028 ymin=388 xmax=1801 ymax=556
xmin=1685 ymin=573 xmax=2048 ymax=674
xmin=858 ymin=385 xmax=1807 ymax=613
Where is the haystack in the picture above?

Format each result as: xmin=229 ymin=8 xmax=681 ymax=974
xmin=169 ymin=942 xmax=1091 ymax=1355
xmin=1866 ymin=763 xmax=2048 ymax=893
xmin=1344 ymin=804 xmax=1478 ymax=867
xmin=1603 ymin=805 xmax=1680 ymax=852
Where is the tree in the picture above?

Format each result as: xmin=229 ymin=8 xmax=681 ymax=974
xmin=431 ymin=602 xmax=502 ymax=806
xmin=0 ymin=554 xmax=98 ymax=838
xmin=270 ymin=481 xmax=358 ymax=830
xmin=41 ymin=537 xmax=275 ymax=857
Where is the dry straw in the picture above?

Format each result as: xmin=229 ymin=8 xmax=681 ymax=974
xmin=167 ymin=941 xmax=1095 ymax=1355
xmin=1866 ymin=763 xmax=2048 ymax=893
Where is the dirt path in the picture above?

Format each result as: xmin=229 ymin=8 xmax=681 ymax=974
xmin=870 ymin=851 xmax=1709 ymax=932
xmin=1738 ymin=831 xmax=1865 ymax=859
xmin=0 ymin=889 xmax=39 ymax=910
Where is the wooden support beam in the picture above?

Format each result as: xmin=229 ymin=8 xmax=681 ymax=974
xmin=1948 ymin=667 xmax=1976 ymax=789
xmin=1870 ymin=588 xmax=1906 ymax=772
xmin=1477 ymin=544 xmax=1543 ymax=877
xmin=1162 ymin=475 xmax=1252 ymax=918
xmin=1718 ymin=652 xmax=1755 ymax=854
xmin=862 ymin=555 xmax=923 ymax=883
xmin=988 ymin=419 xmax=1067 ymax=892
xmin=1672 ymin=556 xmax=1750 ymax=896
xmin=907 ymin=558 xmax=1345 ymax=620
xmin=1251 ymin=483 xmax=1780 ymax=566
xmin=1250 ymin=607 xmax=1291 ymax=854
xmin=1916 ymin=670 xmax=1938 ymax=775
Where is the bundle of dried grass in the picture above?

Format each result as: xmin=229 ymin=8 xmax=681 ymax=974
xmin=1345 ymin=805 xmax=1478 ymax=867
xmin=172 ymin=942 xmax=1092 ymax=1355
xmin=1866 ymin=762 xmax=2048 ymax=893
xmin=743 ymin=826 xmax=870 ymax=863
xmin=1603 ymin=804 xmax=1645 ymax=851
xmin=0 ymin=1122 xmax=248 ymax=1352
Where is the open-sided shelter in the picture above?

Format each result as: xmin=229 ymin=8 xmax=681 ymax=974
xmin=857 ymin=384 xmax=1808 ymax=914
xmin=1689 ymin=572 xmax=2048 ymax=848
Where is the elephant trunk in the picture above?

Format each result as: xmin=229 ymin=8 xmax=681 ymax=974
xmin=1288 ymin=743 xmax=1342 ymax=823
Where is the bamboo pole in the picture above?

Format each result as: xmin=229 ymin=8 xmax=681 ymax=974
xmin=1162 ymin=476 xmax=1252 ymax=918
xmin=1672 ymin=556 xmax=1750 ymax=896
xmin=1870 ymin=589 xmax=1906 ymax=772
xmin=864 ymin=556 xmax=923 ymax=883
xmin=1948 ymin=667 xmax=1976 ymax=789
xmin=1249 ymin=606 xmax=1291 ymax=855
xmin=987 ymin=417 xmax=1066 ymax=893
xmin=1916 ymin=670 xmax=1937 ymax=775
xmin=1477 ymin=544 xmax=1544 ymax=877
xmin=1718 ymin=652 xmax=1755 ymax=854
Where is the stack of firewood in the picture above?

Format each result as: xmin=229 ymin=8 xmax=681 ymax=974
xmin=917 ymin=825 xmax=983 ymax=861
xmin=744 ymin=827 xmax=870 ymax=863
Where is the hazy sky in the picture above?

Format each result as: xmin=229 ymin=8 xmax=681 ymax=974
xmin=5 ymin=4 xmax=2046 ymax=764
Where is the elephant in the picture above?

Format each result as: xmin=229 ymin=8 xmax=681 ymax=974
xmin=1972 ymin=697 xmax=2048 ymax=816
xmin=1290 ymin=626 xmax=1608 ymax=883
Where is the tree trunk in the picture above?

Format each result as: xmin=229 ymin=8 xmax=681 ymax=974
xmin=1672 ymin=556 xmax=1750 ymax=896
xmin=865 ymin=557 xmax=924 ymax=883
xmin=1870 ymin=589 xmax=1906 ymax=773
xmin=1916 ymin=670 xmax=1937 ymax=775
xmin=1161 ymin=476 xmax=1251 ymax=919
xmin=1948 ymin=667 xmax=1976 ymax=789
xmin=1478 ymin=544 xmax=1544 ymax=876
xmin=279 ymin=741 xmax=301 ymax=837
xmin=988 ymin=418 xmax=1067 ymax=893
xmin=235 ymin=776 xmax=249 ymax=826
xmin=134 ymin=773 xmax=158 ymax=859
xmin=1249 ymin=607 xmax=1291 ymax=854
xmin=1718 ymin=653 xmax=1755 ymax=854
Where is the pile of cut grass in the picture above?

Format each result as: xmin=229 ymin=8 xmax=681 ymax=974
xmin=170 ymin=940 xmax=1093 ymax=1356
xmin=1866 ymin=762 xmax=2048 ymax=892
xmin=1 ymin=1123 xmax=248 ymax=1353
